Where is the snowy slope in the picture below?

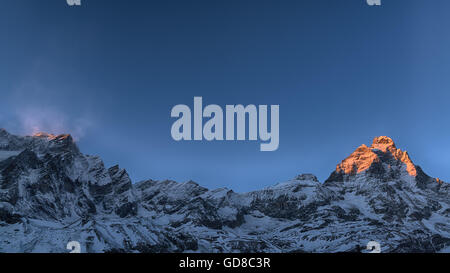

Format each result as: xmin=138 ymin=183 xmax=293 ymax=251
xmin=0 ymin=130 xmax=448 ymax=253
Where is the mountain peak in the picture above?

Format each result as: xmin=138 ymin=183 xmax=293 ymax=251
xmin=31 ymin=132 xmax=78 ymax=153
xmin=331 ymin=136 xmax=418 ymax=180
xmin=0 ymin=128 xmax=10 ymax=136
xmin=294 ymin=174 xmax=319 ymax=182
xmin=33 ymin=132 xmax=73 ymax=142
xmin=371 ymin=136 xmax=396 ymax=152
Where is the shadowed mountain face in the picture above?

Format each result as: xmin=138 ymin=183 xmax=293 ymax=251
xmin=0 ymin=130 xmax=448 ymax=253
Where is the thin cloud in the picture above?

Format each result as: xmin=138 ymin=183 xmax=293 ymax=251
xmin=3 ymin=68 xmax=95 ymax=141
xmin=14 ymin=107 xmax=93 ymax=141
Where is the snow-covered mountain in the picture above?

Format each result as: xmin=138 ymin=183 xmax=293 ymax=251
xmin=0 ymin=129 xmax=448 ymax=253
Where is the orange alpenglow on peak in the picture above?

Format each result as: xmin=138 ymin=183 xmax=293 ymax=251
xmin=336 ymin=136 xmax=417 ymax=177
xmin=371 ymin=136 xmax=396 ymax=152
xmin=33 ymin=132 xmax=72 ymax=141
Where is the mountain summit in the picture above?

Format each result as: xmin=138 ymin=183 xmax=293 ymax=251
xmin=371 ymin=136 xmax=397 ymax=151
xmin=325 ymin=136 xmax=442 ymax=188
xmin=0 ymin=130 xmax=448 ymax=253
xmin=33 ymin=132 xmax=73 ymax=142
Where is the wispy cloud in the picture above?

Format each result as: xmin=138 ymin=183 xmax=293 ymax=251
xmin=13 ymin=107 xmax=93 ymax=140
xmin=2 ymin=64 xmax=95 ymax=141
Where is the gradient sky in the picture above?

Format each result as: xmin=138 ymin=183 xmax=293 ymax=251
xmin=1 ymin=0 xmax=450 ymax=192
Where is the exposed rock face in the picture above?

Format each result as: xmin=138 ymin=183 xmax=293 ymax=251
xmin=295 ymin=174 xmax=319 ymax=182
xmin=0 ymin=130 xmax=448 ymax=253
xmin=327 ymin=136 xmax=422 ymax=183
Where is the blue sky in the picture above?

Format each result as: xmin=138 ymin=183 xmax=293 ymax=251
xmin=1 ymin=0 xmax=450 ymax=192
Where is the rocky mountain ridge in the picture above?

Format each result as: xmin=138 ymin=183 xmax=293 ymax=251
xmin=0 ymin=129 xmax=448 ymax=253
